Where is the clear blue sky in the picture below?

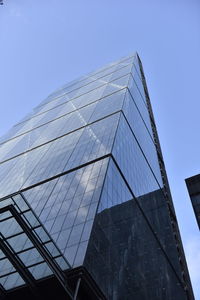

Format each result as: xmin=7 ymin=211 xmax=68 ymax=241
xmin=0 ymin=0 xmax=200 ymax=298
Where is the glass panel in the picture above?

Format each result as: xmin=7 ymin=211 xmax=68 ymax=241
xmin=2 ymin=273 xmax=25 ymax=290
xmin=0 ymin=194 xmax=70 ymax=290
xmin=123 ymin=91 xmax=163 ymax=186
xmin=28 ymin=262 xmax=52 ymax=280
xmin=7 ymin=233 xmax=33 ymax=252
xmin=64 ymin=113 xmax=119 ymax=171
xmin=112 ymin=115 xmax=159 ymax=197
xmin=89 ymin=89 xmax=125 ymax=123
xmin=22 ymin=158 xmax=109 ymax=266
xmin=0 ymin=259 xmax=15 ymax=276
xmin=84 ymin=158 xmax=185 ymax=299
xmin=18 ymin=248 xmax=43 ymax=266
xmin=1 ymin=218 xmax=23 ymax=237
xmin=128 ymin=75 xmax=153 ymax=138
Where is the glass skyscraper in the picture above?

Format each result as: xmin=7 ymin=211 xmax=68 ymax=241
xmin=0 ymin=54 xmax=194 ymax=299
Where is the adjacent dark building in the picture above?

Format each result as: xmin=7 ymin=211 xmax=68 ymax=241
xmin=186 ymin=174 xmax=200 ymax=230
xmin=0 ymin=54 xmax=194 ymax=299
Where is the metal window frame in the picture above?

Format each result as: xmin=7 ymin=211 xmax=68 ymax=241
xmin=0 ymin=204 xmax=73 ymax=299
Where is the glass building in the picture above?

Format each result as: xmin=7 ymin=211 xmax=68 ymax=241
xmin=0 ymin=53 xmax=194 ymax=299
xmin=186 ymin=174 xmax=200 ymax=230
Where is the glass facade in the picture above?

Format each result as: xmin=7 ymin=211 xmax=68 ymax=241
xmin=186 ymin=174 xmax=200 ymax=230
xmin=0 ymin=53 xmax=194 ymax=299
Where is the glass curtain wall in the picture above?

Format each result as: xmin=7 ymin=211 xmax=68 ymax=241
xmin=0 ymin=54 xmax=193 ymax=300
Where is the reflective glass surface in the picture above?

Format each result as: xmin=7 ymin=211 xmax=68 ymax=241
xmin=122 ymin=91 xmax=163 ymax=186
xmin=23 ymin=158 xmax=109 ymax=266
xmin=113 ymin=114 xmax=159 ymax=197
xmin=0 ymin=53 xmax=191 ymax=299
xmin=128 ymin=74 xmax=153 ymax=138
xmin=0 ymin=113 xmax=120 ymax=197
xmin=84 ymin=159 xmax=187 ymax=300
xmin=0 ymin=194 xmax=70 ymax=290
